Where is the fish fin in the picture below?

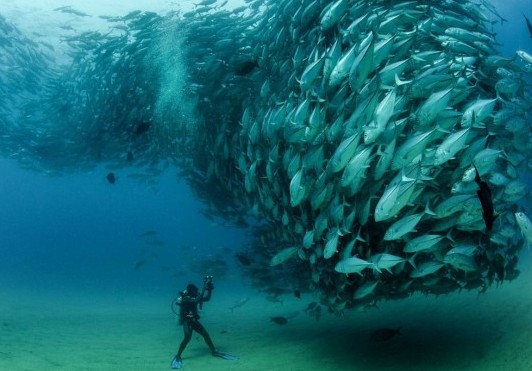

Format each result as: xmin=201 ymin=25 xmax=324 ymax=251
xmin=445 ymin=230 xmax=455 ymax=243
xmin=396 ymin=326 xmax=402 ymax=335
xmin=435 ymin=125 xmax=451 ymax=134
xmin=401 ymin=174 xmax=416 ymax=182
xmin=473 ymin=163 xmax=481 ymax=184
xmin=338 ymin=227 xmax=349 ymax=236
xmin=371 ymin=263 xmax=383 ymax=275
xmin=356 ymin=229 xmax=367 ymax=243
xmin=213 ymin=351 xmax=238 ymax=361
xmin=424 ymin=200 xmax=436 ymax=216
xmin=394 ymin=73 xmax=411 ymax=86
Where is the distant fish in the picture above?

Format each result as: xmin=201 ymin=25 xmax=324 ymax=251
xmin=234 ymin=59 xmax=259 ymax=76
xmin=270 ymin=316 xmax=288 ymax=325
xmin=293 ymin=288 xmax=301 ymax=299
xmin=523 ymin=14 xmax=532 ymax=38
xmin=515 ymin=212 xmax=532 ymax=245
xmin=106 ymin=172 xmax=116 ymax=184
xmin=229 ymin=297 xmax=249 ymax=312
xmin=235 ymin=252 xmax=252 ymax=266
xmin=134 ymin=121 xmax=151 ymax=136
xmin=473 ymin=165 xmax=497 ymax=231
xmin=265 ymin=295 xmax=283 ymax=304
xmin=133 ymin=259 xmax=147 ymax=270
xmin=140 ymin=230 xmax=157 ymax=237
xmin=148 ymin=240 xmax=166 ymax=247
xmin=53 ymin=6 xmax=90 ymax=17
xmin=304 ymin=302 xmax=322 ymax=321
xmin=305 ymin=301 xmax=319 ymax=313
xmin=59 ymin=25 xmax=75 ymax=31
xmin=371 ymin=327 xmax=401 ymax=342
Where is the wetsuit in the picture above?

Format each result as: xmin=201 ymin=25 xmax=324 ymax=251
xmin=175 ymin=286 xmax=215 ymax=358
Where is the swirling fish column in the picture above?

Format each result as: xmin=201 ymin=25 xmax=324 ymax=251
xmin=186 ymin=0 xmax=530 ymax=314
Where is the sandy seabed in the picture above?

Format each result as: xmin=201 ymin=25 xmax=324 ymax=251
xmin=1 ymin=255 xmax=531 ymax=371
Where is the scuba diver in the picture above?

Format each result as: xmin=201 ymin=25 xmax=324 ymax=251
xmin=170 ymin=276 xmax=237 ymax=369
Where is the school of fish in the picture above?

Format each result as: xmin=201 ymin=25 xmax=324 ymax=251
xmin=0 ymin=0 xmax=531 ymax=314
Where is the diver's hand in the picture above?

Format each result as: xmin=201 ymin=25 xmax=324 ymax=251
xmin=205 ymin=282 xmax=214 ymax=291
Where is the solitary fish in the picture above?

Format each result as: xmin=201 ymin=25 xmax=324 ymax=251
xmin=230 ymin=297 xmax=249 ymax=312
xmin=473 ymin=165 xmax=497 ymax=231
xmin=140 ymin=230 xmax=157 ymax=237
xmin=524 ymin=14 xmax=532 ymax=38
xmin=370 ymin=327 xmax=402 ymax=342
xmin=106 ymin=172 xmax=116 ymax=184
xmin=270 ymin=316 xmax=288 ymax=325
xmin=515 ymin=212 xmax=532 ymax=245
xmin=235 ymin=252 xmax=252 ymax=266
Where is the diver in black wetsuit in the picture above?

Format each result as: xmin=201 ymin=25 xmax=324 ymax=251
xmin=171 ymin=276 xmax=236 ymax=369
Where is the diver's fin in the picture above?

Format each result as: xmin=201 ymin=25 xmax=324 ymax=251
xmin=213 ymin=351 xmax=239 ymax=361
xmin=171 ymin=356 xmax=183 ymax=369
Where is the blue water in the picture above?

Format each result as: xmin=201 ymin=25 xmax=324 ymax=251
xmin=491 ymin=0 xmax=532 ymax=55
xmin=0 ymin=157 xmax=246 ymax=297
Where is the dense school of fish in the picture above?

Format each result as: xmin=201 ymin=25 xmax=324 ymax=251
xmin=1 ymin=0 xmax=532 ymax=314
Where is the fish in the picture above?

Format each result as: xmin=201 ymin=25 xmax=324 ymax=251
xmin=134 ymin=121 xmax=151 ymax=136
xmin=370 ymin=327 xmax=402 ymax=342
xmin=329 ymin=43 xmax=358 ymax=88
xmin=140 ymin=230 xmax=157 ymax=237
xmin=415 ymin=88 xmax=453 ymax=127
xmin=392 ymin=129 xmax=436 ymax=170
xmin=444 ymin=251 xmax=479 ymax=273
xmin=404 ymin=234 xmax=445 ymax=254
xmin=515 ymin=212 xmax=532 ymax=245
xmin=524 ymin=14 xmax=532 ymax=38
xmin=234 ymin=59 xmax=259 ymax=75
xmin=323 ymin=227 xmax=340 ymax=259
xmin=473 ymin=165 xmax=497 ymax=231
xmin=328 ymin=133 xmax=361 ymax=173
xmin=410 ymin=261 xmax=445 ymax=278
xmin=293 ymin=288 xmax=301 ymax=299
xmin=53 ymin=6 xmax=90 ymax=17
xmin=133 ymin=260 xmax=147 ymax=270
xmin=289 ymin=168 xmax=306 ymax=207
xmin=335 ymin=256 xmax=378 ymax=275
xmin=270 ymin=316 xmax=288 ymax=325
xmin=370 ymin=253 xmax=407 ymax=273
xmin=433 ymin=128 xmax=470 ymax=165
xmin=354 ymin=281 xmax=379 ymax=300
xmin=305 ymin=302 xmax=319 ymax=313
xmin=299 ymin=57 xmax=324 ymax=91
xmin=383 ymin=211 xmax=424 ymax=241
xmin=304 ymin=302 xmax=322 ymax=321
xmin=516 ymin=50 xmax=532 ymax=64
xmin=320 ymin=0 xmax=348 ymax=31
xmin=374 ymin=176 xmax=417 ymax=222
xmin=235 ymin=252 xmax=252 ymax=266
xmin=270 ymin=246 xmax=299 ymax=266
xmin=229 ymin=297 xmax=249 ymax=312
xmin=106 ymin=172 xmax=116 ymax=184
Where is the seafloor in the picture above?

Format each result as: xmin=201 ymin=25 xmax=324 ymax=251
xmin=1 ymin=249 xmax=531 ymax=371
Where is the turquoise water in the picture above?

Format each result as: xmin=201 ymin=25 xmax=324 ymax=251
xmin=1 ymin=1 xmax=531 ymax=370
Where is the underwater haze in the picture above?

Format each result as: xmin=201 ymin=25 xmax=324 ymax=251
xmin=1 ymin=0 xmax=532 ymax=370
